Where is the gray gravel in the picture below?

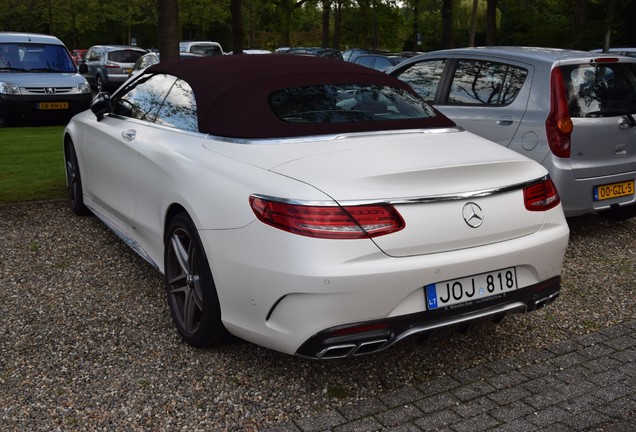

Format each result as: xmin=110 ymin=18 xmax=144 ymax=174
xmin=1 ymin=201 xmax=635 ymax=431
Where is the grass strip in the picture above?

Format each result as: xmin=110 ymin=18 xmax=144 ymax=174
xmin=0 ymin=125 xmax=67 ymax=203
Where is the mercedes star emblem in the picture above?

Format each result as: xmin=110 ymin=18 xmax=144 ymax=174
xmin=462 ymin=202 xmax=484 ymax=228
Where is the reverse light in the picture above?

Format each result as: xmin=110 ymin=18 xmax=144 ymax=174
xmin=524 ymin=177 xmax=560 ymax=211
xmin=545 ymin=67 xmax=572 ymax=158
xmin=249 ymin=195 xmax=405 ymax=239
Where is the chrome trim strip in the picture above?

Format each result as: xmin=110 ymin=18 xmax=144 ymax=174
xmin=251 ymin=176 xmax=548 ymax=207
xmin=209 ymin=127 xmax=465 ymax=145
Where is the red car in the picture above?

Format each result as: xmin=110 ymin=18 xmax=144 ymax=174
xmin=70 ymin=49 xmax=87 ymax=65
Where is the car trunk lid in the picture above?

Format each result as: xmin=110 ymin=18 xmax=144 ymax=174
xmin=251 ymin=131 xmax=548 ymax=256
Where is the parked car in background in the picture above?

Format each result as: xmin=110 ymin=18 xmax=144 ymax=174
xmin=70 ymin=49 xmax=87 ymax=65
xmin=128 ymin=51 xmax=202 ymax=78
xmin=342 ymin=48 xmax=369 ymax=62
xmin=64 ymin=55 xmax=568 ymax=358
xmin=389 ymin=47 xmax=636 ymax=220
xmin=353 ymin=54 xmax=406 ymax=71
xmin=282 ymin=47 xmax=343 ymax=61
xmin=80 ymin=45 xmax=146 ymax=92
xmin=0 ymin=32 xmax=91 ymax=125
xmin=179 ymin=41 xmax=224 ymax=56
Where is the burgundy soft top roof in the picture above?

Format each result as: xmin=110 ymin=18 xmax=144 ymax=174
xmin=146 ymin=54 xmax=454 ymax=138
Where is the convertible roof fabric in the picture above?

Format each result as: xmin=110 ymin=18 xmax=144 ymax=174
xmin=146 ymin=54 xmax=454 ymax=138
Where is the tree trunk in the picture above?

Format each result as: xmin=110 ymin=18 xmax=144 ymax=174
xmin=603 ymin=0 xmax=615 ymax=52
xmin=322 ymin=1 xmax=331 ymax=48
xmin=441 ymin=0 xmax=453 ymax=49
xmin=413 ymin=0 xmax=419 ymax=51
xmin=157 ymin=0 xmax=180 ymax=62
xmin=333 ymin=0 xmax=342 ymax=48
xmin=231 ymin=0 xmax=244 ymax=54
xmin=485 ymin=0 xmax=496 ymax=45
xmin=573 ymin=0 xmax=587 ymax=49
xmin=468 ymin=0 xmax=478 ymax=47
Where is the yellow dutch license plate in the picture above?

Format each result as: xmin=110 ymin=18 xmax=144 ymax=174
xmin=593 ymin=180 xmax=635 ymax=201
xmin=38 ymin=102 xmax=69 ymax=110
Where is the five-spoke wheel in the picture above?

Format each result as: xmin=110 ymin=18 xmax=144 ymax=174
xmin=165 ymin=213 xmax=230 ymax=347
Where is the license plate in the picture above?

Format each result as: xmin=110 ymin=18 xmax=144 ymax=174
xmin=425 ymin=267 xmax=518 ymax=310
xmin=37 ymin=102 xmax=69 ymax=110
xmin=593 ymin=180 xmax=634 ymax=201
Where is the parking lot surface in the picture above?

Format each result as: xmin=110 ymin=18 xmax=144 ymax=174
xmin=2 ymin=201 xmax=635 ymax=431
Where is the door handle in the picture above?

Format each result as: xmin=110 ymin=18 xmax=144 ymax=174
xmin=496 ymin=116 xmax=513 ymax=126
xmin=121 ymin=129 xmax=137 ymax=141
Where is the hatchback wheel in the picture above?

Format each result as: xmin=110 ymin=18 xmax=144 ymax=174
xmin=96 ymin=75 xmax=104 ymax=92
xmin=165 ymin=213 xmax=231 ymax=347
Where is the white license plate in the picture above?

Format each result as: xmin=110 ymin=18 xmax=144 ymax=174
xmin=425 ymin=267 xmax=518 ymax=310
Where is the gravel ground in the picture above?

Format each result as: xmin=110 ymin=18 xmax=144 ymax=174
xmin=1 ymin=201 xmax=635 ymax=431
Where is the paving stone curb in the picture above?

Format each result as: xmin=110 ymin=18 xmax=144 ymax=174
xmin=265 ymin=320 xmax=636 ymax=432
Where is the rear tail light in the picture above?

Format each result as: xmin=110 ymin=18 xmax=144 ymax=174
xmin=545 ymin=67 xmax=572 ymax=158
xmin=105 ymin=62 xmax=119 ymax=69
xmin=249 ymin=195 xmax=405 ymax=239
xmin=524 ymin=177 xmax=560 ymax=211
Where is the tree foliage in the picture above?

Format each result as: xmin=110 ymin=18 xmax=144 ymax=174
xmin=0 ymin=0 xmax=634 ymax=53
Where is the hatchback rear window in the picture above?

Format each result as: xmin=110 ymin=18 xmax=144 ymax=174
xmin=562 ymin=63 xmax=636 ymax=118
xmin=108 ymin=50 xmax=144 ymax=63
xmin=269 ymin=84 xmax=437 ymax=124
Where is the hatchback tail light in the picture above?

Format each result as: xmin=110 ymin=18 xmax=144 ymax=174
xmin=249 ymin=195 xmax=405 ymax=239
xmin=545 ymin=67 xmax=573 ymax=158
xmin=524 ymin=177 xmax=560 ymax=211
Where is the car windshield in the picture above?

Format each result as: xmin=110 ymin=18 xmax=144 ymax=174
xmin=0 ymin=42 xmax=75 ymax=72
xmin=269 ymin=84 xmax=436 ymax=124
xmin=563 ymin=62 xmax=636 ymax=118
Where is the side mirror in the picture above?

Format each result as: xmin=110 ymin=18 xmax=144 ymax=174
xmin=90 ymin=92 xmax=111 ymax=121
xmin=78 ymin=63 xmax=88 ymax=74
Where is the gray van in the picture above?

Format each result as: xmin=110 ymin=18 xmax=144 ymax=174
xmin=389 ymin=47 xmax=636 ymax=220
xmin=0 ymin=32 xmax=91 ymax=124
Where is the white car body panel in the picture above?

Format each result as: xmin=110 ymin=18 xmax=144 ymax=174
xmin=68 ymin=112 xmax=569 ymax=355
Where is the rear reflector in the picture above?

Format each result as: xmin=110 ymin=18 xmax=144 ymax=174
xmin=524 ymin=177 xmax=560 ymax=211
xmin=249 ymin=196 xmax=405 ymax=239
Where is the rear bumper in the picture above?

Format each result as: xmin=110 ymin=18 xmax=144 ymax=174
xmin=547 ymin=157 xmax=636 ymax=217
xmin=295 ymin=276 xmax=560 ymax=359
xmin=0 ymin=93 xmax=92 ymax=123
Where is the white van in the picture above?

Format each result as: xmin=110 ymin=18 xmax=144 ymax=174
xmin=0 ymin=32 xmax=91 ymax=125
xmin=179 ymin=41 xmax=224 ymax=56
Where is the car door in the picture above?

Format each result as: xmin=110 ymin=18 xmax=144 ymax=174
xmin=82 ymin=73 xmax=171 ymax=229
xmin=84 ymin=46 xmax=102 ymax=85
xmin=394 ymin=55 xmax=534 ymax=147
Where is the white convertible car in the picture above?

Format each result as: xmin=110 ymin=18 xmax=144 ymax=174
xmin=64 ymin=55 xmax=569 ymax=359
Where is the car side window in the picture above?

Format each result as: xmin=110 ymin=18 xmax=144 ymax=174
xmin=447 ymin=60 xmax=527 ymax=106
xmin=112 ymin=73 xmax=176 ymax=122
xmin=154 ymin=78 xmax=198 ymax=132
xmin=394 ymin=59 xmax=446 ymax=102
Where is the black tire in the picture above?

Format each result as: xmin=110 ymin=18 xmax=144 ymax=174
xmin=65 ymin=141 xmax=91 ymax=216
xmin=164 ymin=212 xmax=232 ymax=347
xmin=96 ymin=75 xmax=104 ymax=93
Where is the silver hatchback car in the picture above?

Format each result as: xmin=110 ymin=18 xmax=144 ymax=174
xmin=389 ymin=47 xmax=636 ymax=220
xmin=80 ymin=45 xmax=146 ymax=92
